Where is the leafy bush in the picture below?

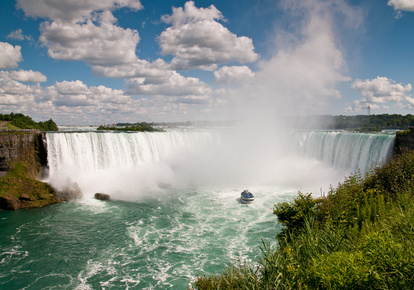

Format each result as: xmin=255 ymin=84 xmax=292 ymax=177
xmin=273 ymin=192 xmax=323 ymax=238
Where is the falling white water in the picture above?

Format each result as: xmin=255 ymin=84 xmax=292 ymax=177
xmin=290 ymin=130 xmax=395 ymax=175
xmin=45 ymin=128 xmax=395 ymax=200
xmin=45 ymin=129 xmax=219 ymax=199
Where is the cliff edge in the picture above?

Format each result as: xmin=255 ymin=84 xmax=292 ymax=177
xmin=0 ymin=131 xmax=72 ymax=210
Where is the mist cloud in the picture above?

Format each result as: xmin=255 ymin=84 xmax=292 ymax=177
xmin=226 ymin=0 xmax=354 ymax=120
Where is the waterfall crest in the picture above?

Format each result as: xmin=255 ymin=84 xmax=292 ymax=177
xmin=45 ymin=129 xmax=395 ymax=198
xmin=292 ymin=131 xmax=395 ymax=174
xmin=46 ymin=130 xmax=214 ymax=173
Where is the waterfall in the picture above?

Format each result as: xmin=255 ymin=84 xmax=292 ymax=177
xmin=45 ymin=129 xmax=396 ymax=199
xmin=45 ymin=129 xmax=221 ymax=198
xmin=291 ymin=131 xmax=395 ymax=174
xmin=46 ymin=130 xmax=215 ymax=173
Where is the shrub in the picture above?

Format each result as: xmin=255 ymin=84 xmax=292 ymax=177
xmin=273 ymin=192 xmax=323 ymax=239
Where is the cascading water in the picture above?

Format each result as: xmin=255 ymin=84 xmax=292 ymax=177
xmin=291 ymin=130 xmax=395 ymax=175
xmin=45 ymin=129 xmax=395 ymax=197
xmin=45 ymin=129 xmax=220 ymax=198
xmin=0 ymin=128 xmax=396 ymax=289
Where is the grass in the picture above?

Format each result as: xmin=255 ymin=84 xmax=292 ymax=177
xmin=0 ymin=121 xmax=20 ymax=131
xmin=190 ymin=152 xmax=414 ymax=289
xmin=0 ymin=162 xmax=64 ymax=210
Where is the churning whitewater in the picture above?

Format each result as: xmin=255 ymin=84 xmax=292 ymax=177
xmin=0 ymin=128 xmax=395 ymax=289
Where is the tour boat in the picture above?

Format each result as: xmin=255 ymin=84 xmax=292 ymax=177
xmin=241 ymin=190 xmax=254 ymax=204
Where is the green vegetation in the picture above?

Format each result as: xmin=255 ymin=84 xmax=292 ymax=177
xmin=345 ymin=126 xmax=381 ymax=133
xmin=191 ymin=152 xmax=414 ymax=289
xmin=2 ymin=122 xmax=20 ymax=130
xmin=293 ymin=114 xmax=414 ymax=130
xmin=0 ymin=162 xmax=64 ymax=210
xmin=98 ymin=122 xmax=164 ymax=132
xmin=0 ymin=113 xmax=58 ymax=131
xmin=396 ymin=129 xmax=410 ymax=137
xmin=153 ymin=120 xmax=238 ymax=128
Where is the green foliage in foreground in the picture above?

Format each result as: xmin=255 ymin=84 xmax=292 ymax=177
xmin=97 ymin=122 xmax=164 ymax=132
xmin=191 ymin=152 xmax=414 ymax=289
xmin=0 ymin=112 xmax=58 ymax=131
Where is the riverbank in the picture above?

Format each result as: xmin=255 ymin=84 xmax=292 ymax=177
xmin=192 ymin=151 xmax=414 ymax=289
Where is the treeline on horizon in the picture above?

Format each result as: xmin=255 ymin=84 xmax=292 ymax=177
xmin=292 ymin=114 xmax=414 ymax=131
xmin=3 ymin=112 xmax=414 ymax=132
xmin=126 ymin=114 xmax=414 ymax=131
xmin=0 ymin=113 xmax=58 ymax=131
xmin=118 ymin=120 xmax=238 ymax=128
xmin=98 ymin=122 xmax=164 ymax=132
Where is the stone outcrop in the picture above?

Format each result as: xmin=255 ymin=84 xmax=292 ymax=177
xmin=94 ymin=193 xmax=110 ymax=200
xmin=0 ymin=193 xmax=20 ymax=210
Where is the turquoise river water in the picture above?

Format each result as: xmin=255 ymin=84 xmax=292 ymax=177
xmin=0 ymin=128 xmax=395 ymax=289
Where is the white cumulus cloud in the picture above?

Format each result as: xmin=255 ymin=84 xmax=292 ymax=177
xmin=126 ymin=71 xmax=212 ymax=104
xmin=16 ymin=0 xmax=143 ymax=22
xmin=9 ymin=70 xmax=47 ymax=83
xmin=214 ymin=66 xmax=254 ymax=85
xmin=0 ymin=71 xmax=37 ymax=96
xmin=0 ymin=42 xmax=23 ymax=70
xmin=17 ymin=0 xmax=142 ymax=66
xmin=348 ymin=76 xmax=413 ymax=111
xmin=91 ymin=59 xmax=170 ymax=79
xmin=388 ymin=0 xmax=414 ymax=12
xmin=159 ymin=1 xmax=258 ymax=71
xmin=54 ymin=80 xmax=89 ymax=96
xmin=39 ymin=12 xmax=139 ymax=66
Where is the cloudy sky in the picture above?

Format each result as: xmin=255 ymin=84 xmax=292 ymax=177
xmin=0 ymin=0 xmax=413 ymax=124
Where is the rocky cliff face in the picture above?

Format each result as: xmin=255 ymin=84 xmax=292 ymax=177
xmin=0 ymin=132 xmax=47 ymax=171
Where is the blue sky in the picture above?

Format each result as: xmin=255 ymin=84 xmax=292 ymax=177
xmin=0 ymin=0 xmax=413 ymax=124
